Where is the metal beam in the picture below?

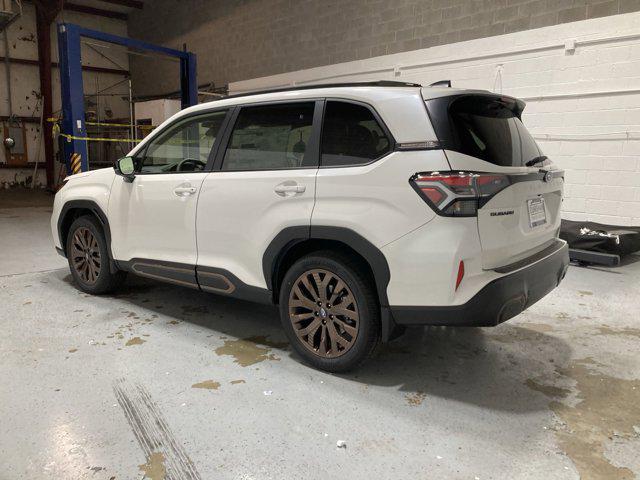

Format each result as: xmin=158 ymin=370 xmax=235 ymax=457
xmin=0 ymin=55 xmax=130 ymax=76
xmin=68 ymin=24 xmax=192 ymax=59
xmin=56 ymin=23 xmax=197 ymax=176
xmin=61 ymin=23 xmax=196 ymax=107
xmin=34 ymin=0 xmax=63 ymax=190
xmin=64 ymin=3 xmax=128 ymax=21
xmin=180 ymin=50 xmax=198 ymax=109
xmin=57 ymin=23 xmax=89 ymax=175
xmin=0 ymin=115 xmax=42 ymax=124
xmin=96 ymin=0 xmax=143 ymax=9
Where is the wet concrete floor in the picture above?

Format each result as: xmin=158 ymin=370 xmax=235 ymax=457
xmin=1 ymin=193 xmax=639 ymax=479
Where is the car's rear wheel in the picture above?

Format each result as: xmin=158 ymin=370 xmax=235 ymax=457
xmin=66 ymin=215 xmax=126 ymax=294
xmin=279 ymin=252 xmax=380 ymax=372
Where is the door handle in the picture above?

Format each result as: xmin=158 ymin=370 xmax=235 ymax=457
xmin=274 ymin=183 xmax=306 ymax=196
xmin=173 ymin=186 xmax=197 ymax=196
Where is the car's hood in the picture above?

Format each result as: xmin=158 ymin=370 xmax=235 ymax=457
xmin=65 ymin=167 xmax=113 ymax=182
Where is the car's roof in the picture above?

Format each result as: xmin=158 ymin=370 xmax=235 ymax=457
xmin=223 ymin=81 xmax=423 ymax=99
xmin=177 ymin=81 xmax=492 ymax=115
xmin=179 ymin=81 xmax=424 ymax=114
xmin=129 ymin=81 xmax=493 ymax=156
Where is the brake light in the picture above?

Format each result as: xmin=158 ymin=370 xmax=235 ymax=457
xmin=410 ymin=172 xmax=510 ymax=216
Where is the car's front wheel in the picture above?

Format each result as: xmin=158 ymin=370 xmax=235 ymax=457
xmin=279 ymin=252 xmax=380 ymax=372
xmin=66 ymin=215 xmax=126 ymax=294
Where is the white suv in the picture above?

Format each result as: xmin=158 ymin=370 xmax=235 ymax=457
xmin=51 ymin=81 xmax=569 ymax=371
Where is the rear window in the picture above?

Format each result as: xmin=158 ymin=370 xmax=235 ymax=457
xmin=426 ymin=95 xmax=542 ymax=167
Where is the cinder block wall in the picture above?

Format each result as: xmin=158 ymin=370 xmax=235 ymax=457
xmin=128 ymin=2 xmax=640 ymax=225
xmin=128 ymin=0 xmax=640 ymax=96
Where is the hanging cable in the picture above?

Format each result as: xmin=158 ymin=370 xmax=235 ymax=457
xmin=31 ymin=96 xmax=44 ymax=189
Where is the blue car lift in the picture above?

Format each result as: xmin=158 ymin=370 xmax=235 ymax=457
xmin=57 ymin=23 xmax=197 ymax=175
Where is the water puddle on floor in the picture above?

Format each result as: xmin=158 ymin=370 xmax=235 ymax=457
xmin=520 ymin=322 xmax=556 ymax=333
xmin=214 ymin=336 xmax=287 ymax=367
xmin=405 ymin=391 xmax=427 ymax=407
xmin=594 ymin=325 xmax=640 ymax=338
xmin=138 ymin=452 xmax=166 ymax=480
xmin=526 ymin=357 xmax=640 ymax=480
xmin=191 ymin=380 xmax=220 ymax=390
xmin=524 ymin=379 xmax=570 ymax=398
xmin=125 ymin=337 xmax=146 ymax=347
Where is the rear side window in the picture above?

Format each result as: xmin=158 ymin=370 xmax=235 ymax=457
xmin=321 ymin=101 xmax=391 ymax=167
xmin=426 ymin=95 xmax=542 ymax=167
xmin=222 ymin=102 xmax=315 ymax=171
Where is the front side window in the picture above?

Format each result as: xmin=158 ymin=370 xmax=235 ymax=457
xmin=321 ymin=101 xmax=391 ymax=167
xmin=222 ymin=102 xmax=316 ymax=171
xmin=137 ymin=110 xmax=227 ymax=173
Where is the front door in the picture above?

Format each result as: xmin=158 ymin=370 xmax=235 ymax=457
xmin=108 ymin=110 xmax=229 ymax=282
xmin=196 ymin=101 xmax=321 ymax=292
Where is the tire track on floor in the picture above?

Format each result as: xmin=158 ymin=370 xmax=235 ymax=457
xmin=113 ymin=378 xmax=201 ymax=480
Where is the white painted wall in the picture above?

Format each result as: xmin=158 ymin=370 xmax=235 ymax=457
xmin=0 ymin=3 xmax=129 ymax=188
xmin=134 ymin=99 xmax=181 ymax=128
xmin=230 ymin=13 xmax=640 ymax=226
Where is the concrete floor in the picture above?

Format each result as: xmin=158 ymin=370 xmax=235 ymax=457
xmin=1 ymin=189 xmax=639 ymax=480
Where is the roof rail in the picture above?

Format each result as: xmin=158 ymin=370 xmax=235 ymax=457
xmin=429 ymin=80 xmax=452 ymax=87
xmin=222 ymin=80 xmax=423 ymax=100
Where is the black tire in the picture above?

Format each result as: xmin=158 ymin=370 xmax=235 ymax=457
xmin=279 ymin=251 xmax=380 ymax=372
xmin=66 ymin=215 xmax=126 ymax=294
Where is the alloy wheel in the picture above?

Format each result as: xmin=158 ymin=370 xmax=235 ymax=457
xmin=70 ymin=227 xmax=101 ymax=285
xmin=288 ymin=268 xmax=359 ymax=358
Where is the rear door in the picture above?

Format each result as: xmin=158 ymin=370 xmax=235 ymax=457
xmin=425 ymin=93 xmax=564 ymax=269
xmin=195 ymin=100 xmax=321 ymax=291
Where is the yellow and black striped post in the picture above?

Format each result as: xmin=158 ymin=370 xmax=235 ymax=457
xmin=69 ymin=153 xmax=82 ymax=175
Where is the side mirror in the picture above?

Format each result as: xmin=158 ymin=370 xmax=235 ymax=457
xmin=115 ymin=156 xmax=135 ymax=182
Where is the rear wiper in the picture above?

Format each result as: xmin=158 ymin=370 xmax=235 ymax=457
xmin=525 ymin=155 xmax=548 ymax=167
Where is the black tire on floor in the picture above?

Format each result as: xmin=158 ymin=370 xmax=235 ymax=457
xmin=66 ymin=215 xmax=126 ymax=294
xmin=279 ymin=251 xmax=380 ymax=372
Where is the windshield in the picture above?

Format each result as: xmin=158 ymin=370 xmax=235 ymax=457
xmin=426 ymin=95 xmax=543 ymax=167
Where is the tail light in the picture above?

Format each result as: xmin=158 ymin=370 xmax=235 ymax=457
xmin=410 ymin=172 xmax=510 ymax=216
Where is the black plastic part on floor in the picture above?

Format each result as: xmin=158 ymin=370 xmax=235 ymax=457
xmin=560 ymin=220 xmax=640 ymax=257
xmin=569 ymin=248 xmax=620 ymax=267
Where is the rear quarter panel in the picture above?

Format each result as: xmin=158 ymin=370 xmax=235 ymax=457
xmin=312 ymin=150 xmax=450 ymax=248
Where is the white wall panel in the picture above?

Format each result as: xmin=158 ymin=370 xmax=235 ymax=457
xmin=230 ymin=13 xmax=640 ymax=225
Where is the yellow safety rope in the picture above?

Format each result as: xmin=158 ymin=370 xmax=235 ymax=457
xmin=58 ymin=133 xmax=143 ymax=143
xmin=46 ymin=118 xmax=157 ymax=129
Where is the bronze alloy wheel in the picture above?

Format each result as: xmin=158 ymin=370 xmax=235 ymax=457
xmin=288 ymin=268 xmax=359 ymax=358
xmin=70 ymin=227 xmax=101 ymax=285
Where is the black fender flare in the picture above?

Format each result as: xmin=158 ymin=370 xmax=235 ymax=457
xmin=262 ymin=225 xmax=391 ymax=306
xmin=57 ymin=200 xmax=117 ymax=272
xmin=262 ymin=225 xmax=403 ymax=341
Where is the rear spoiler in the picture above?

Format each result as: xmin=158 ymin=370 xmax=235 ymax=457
xmin=424 ymin=92 xmax=526 ymax=118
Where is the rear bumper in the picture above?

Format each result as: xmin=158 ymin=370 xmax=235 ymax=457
xmin=389 ymin=240 xmax=569 ymax=327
